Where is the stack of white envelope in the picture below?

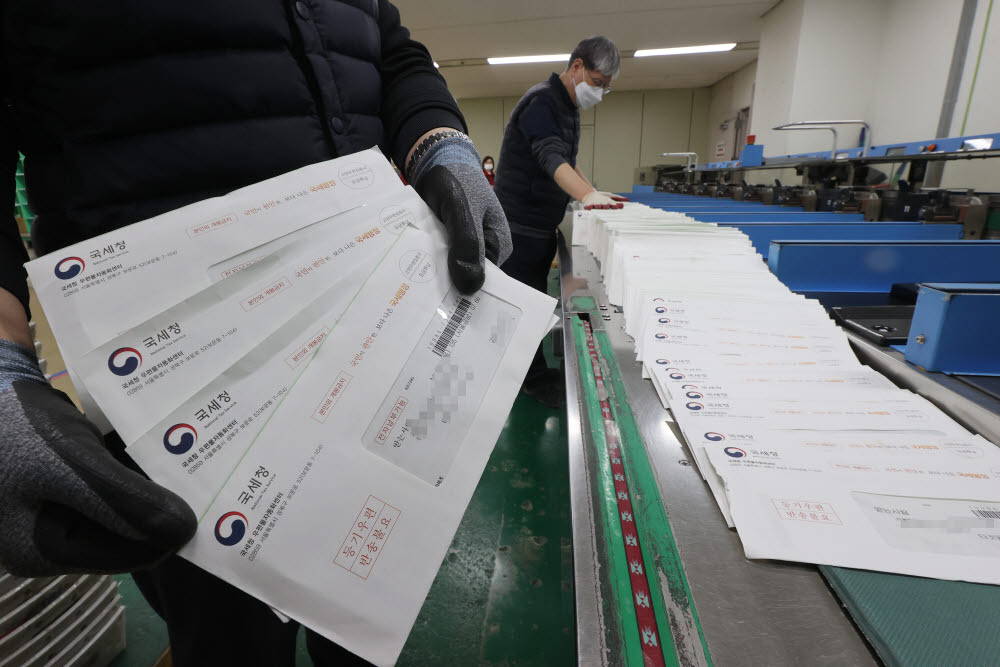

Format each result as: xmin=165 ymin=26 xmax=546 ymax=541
xmin=26 ymin=149 xmax=557 ymax=666
xmin=574 ymin=203 xmax=1000 ymax=586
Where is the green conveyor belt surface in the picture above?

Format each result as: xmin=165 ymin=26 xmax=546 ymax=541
xmin=822 ymin=566 xmax=1000 ymax=666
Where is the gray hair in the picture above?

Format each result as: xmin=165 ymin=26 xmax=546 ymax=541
xmin=568 ymin=36 xmax=622 ymax=78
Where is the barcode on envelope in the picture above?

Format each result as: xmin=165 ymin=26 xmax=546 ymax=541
xmin=432 ymin=298 xmax=472 ymax=356
xmin=972 ymin=508 xmax=1000 ymax=520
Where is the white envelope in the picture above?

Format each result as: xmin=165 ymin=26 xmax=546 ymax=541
xmin=76 ymin=190 xmax=430 ymax=444
xmin=671 ymin=394 xmax=966 ymax=436
xmin=25 ymin=148 xmax=402 ymax=432
xmin=636 ymin=323 xmax=855 ymax=366
xmin=578 ymin=197 xmax=1000 ymax=581
xmin=649 ymin=366 xmax=895 ymax=406
xmin=627 ymin=294 xmax=828 ymax=338
xmin=706 ymin=435 xmax=1000 ymax=584
xmin=126 ymin=223 xmax=555 ymax=665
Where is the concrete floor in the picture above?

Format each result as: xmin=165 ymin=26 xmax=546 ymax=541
xmin=30 ymin=269 xmax=573 ymax=666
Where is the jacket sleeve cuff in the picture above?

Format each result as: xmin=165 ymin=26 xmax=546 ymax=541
xmin=391 ymin=107 xmax=467 ymax=171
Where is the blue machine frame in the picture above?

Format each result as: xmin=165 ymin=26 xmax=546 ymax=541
xmin=718 ymin=223 xmax=962 ymax=258
xmin=697 ymin=131 xmax=1000 ymax=170
xmin=904 ymin=283 xmax=1000 ymax=376
xmin=690 ymin=212 xmax=865 ymax=222
xmin=768 ymin=240 xmax=1000 ymax=292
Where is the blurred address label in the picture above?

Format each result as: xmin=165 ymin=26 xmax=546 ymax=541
xmin=363 ymin=288 xmax=522 ymax=486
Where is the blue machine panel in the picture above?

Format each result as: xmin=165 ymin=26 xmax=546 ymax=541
xmin=768 ymin=241 xmax=1000 ymax=292
xmin=904 ymin=283 xmax=1000 ymax=375
xmin=718 ymin=223 xmax=961 ymax=258
xmin=693 ymin=212 xmax=866 ymax=222
xmin=648 ymin=205 xmax=800 ymax=213
xmin=622 ymin=199 xmax=807 ymax=213
xmin=739 ymin=144 xmax=764 ymax=167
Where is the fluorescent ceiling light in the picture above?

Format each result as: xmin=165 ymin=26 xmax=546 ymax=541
xmin=488 ymin=54 xmax=571 ymax=65
xmin=634 ymin=43 xmax=737 ymax=57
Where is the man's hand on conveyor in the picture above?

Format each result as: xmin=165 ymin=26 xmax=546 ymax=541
xmin=407 ymin=131 xmax=513 ymax=295
xmin=596 ymin=190 xmax=630 ymax=203
xmin=582 ymin=190 xmax=626 ymax=210
xmin=0 ymin=340 xmax=197 ymax=576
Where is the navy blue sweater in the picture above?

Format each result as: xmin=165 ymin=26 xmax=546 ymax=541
xmin=494 ymin=73 xmax=580 ymax=238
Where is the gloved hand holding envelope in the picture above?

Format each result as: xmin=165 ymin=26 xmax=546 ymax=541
xmin=27 ymin=151 xmax=556 ymax=666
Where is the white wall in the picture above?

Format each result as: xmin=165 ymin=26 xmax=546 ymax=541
xmin=748 ymin=0 xmax=999 ymax=191
xmin=867 ymin=0 xmax=961 ymax=145
xmin=949 ymin=0 xmax=1000 ymax=139
xmin=752 ymin=0 xmax=887 ymax=156
xmin=706 ymin=60 xmax=757 ymax=160
xmin=639 ymin=89 xmax=704 ymax=167
xmin=942 ymin=0 xmax=1000 ymax=190
xmin=458 ymin=87 xmax=710 ymax=192
xmin=789 ymin=0 xmax=886 ymax=154
xmin=749 ymin=0 xmax=804 ymax=157
xmin=458 ymin=97 xmax=505 ymax=169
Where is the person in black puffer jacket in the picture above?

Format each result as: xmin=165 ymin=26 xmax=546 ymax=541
xmin=494 ymin=35 xmax=625 ymax=408
xmin=0 ymin=2 xmax=510 ymax=665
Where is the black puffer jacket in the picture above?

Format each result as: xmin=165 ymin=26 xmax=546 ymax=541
xmin=0 ymin=0 xmax=464 ymax=315
xmin=494 ymin=73 xmax=580 ymax=238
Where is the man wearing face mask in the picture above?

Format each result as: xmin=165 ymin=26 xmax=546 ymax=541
xmin=494 ymin=35 xmax=625 ymax=407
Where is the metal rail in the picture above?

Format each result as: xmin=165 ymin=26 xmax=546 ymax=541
xmin=773 ymin=125 xmax=840 ymax=160
xmin=773 ymin=120 xmax=872 ymax=157
xmin=661 ymin=153 xmax=699 ymax=173
xmin=846 ymin=332 xmax=1000 ymax=444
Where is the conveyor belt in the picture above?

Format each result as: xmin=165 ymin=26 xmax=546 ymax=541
xmin=560 ymin=231 xmax=877 ymax=665
xmin=570 ymin=316 xmax=710 ymax=666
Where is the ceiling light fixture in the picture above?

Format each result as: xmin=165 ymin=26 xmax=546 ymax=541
xmin=487 ymin=54 xmax=571 ymax=65
xmin=634 ymin=43 xmax=737 ymax=57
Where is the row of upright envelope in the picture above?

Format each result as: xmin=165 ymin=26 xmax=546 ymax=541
xmin=573 ymin=204 xmax=1000 ymax=585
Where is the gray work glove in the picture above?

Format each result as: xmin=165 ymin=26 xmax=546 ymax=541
xmin=0 ymin=339 xmax=197 ymax=576
xmin=408 ymin=132 xmax=513 ymax=294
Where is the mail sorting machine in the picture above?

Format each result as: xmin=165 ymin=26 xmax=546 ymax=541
xmin=559 ymin=191 xmax=1000 ymax=666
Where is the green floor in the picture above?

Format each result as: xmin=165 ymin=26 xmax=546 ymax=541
xmin=395 ymin=387 xmax=573 ymax=665
xmin=112 ymin=270 xmax=575 ymax=666
xmin=110 ymin=575 xmax=170 ymax=667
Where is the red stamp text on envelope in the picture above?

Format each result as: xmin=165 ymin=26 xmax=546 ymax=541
xmin=186 ymin=212 xmax=238 ymax=239
xmin=771 ymin=498 xmax=843 ymax=525
xmin=240 ymin=276 xmax=292 ymax=312
xmin=286 ymin=327 xmax=330 ymax=369
xmin=334 ymin=495 xmax=400 ymax=579
xmin=311 ymin=372 xmax=352 ymax=423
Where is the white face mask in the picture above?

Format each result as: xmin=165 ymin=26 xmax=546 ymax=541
xmin=574 ymin=69 xmax=604 ymax=110
xmin=483 ymin=163 xmax=494 ymax=172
